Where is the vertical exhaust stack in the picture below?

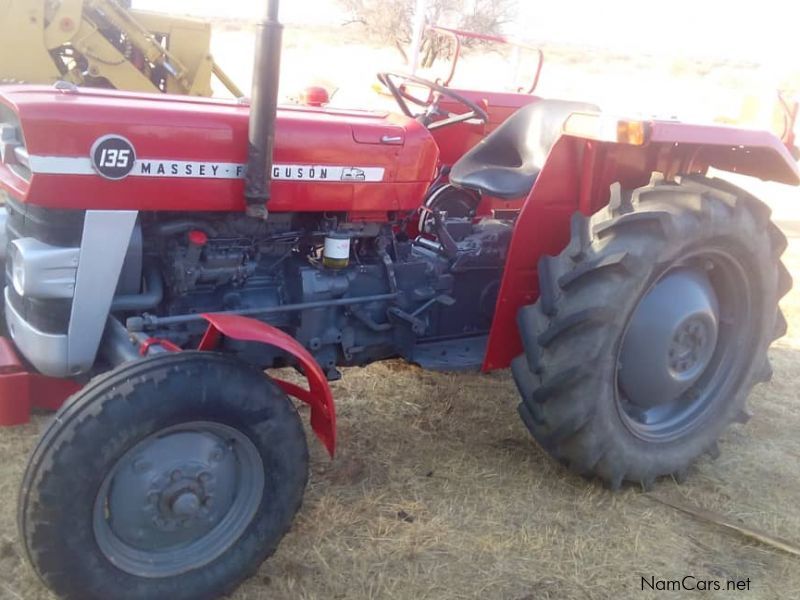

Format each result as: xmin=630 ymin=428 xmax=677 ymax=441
xmin=244 ymin=0 xmax=283 ymax=219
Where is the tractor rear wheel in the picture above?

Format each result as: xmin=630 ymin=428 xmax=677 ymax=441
xmin=513 ymin=174 xmax=790 ymax=489
xmin=18 ymin=352 xmax=308 ymax=600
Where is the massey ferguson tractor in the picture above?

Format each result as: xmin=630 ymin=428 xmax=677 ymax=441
xmin=0 ymin=1 xmax=797 ymax=598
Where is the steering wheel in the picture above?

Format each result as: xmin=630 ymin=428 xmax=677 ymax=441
xmin=377 ymin=72 xmax=488 ymax=131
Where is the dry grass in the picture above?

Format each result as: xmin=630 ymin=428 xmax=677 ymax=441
xmin=2 ymin=24 xmax=800 ymax=600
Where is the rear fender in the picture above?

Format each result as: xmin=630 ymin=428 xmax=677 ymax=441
xmin=483 ymin=119 xmax=800 ymax=371
xmin=199 ymin=314 xmax=336 ymax=457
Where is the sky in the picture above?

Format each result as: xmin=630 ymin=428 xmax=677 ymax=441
xmin=133 ymin=0 xmax=798 ymax=65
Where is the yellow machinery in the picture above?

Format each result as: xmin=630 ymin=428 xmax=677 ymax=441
xmin=0 ymin=0 xmax=242 ymax=96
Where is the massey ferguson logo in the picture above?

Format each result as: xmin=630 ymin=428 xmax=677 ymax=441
xmin=81 ymin=135 xmax=385 ymax=183
xmin=341 ymin=168 xmax=366 ymax=181
xmin=91 ymin=135 xmax=136 ymax=180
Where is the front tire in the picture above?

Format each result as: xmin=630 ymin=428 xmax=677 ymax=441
xmin=19 ymin=352 xmax=309 ymax=600
xmin=513 ymin=174 xmax=791 ymax=489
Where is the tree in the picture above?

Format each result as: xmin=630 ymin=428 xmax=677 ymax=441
xmin=340 ymin=0 xmax=517 ymax=50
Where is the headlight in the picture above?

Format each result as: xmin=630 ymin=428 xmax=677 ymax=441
xmin=8 ymin=238 xmax=80 ymax=299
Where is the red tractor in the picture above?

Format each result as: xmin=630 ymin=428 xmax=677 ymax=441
xmin=0 ymin=2 xmax=797 ymax=599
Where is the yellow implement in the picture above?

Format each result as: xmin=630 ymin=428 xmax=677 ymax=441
xmin=0 ymin=0 xmax=242 ymax=96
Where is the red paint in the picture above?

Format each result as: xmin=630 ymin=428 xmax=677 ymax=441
xmin=197 ymin=323 xmax=222 ymax=351
xmin=433 ymin=92 xmax=539 ymax=165
xmin=139 ymin=337 xmax=183 ymax=355
xmin=188 ymin=230 xmax=208 ymax=246
xmin=2 ymin=86 xmax=798 ymax=382
xmin=0 ymin=337 xmax=22 ymax=375
xmin=0 ymin=86 xmax=438 ymax=213
xmin=300 ymin=86 xmax=330 ymax=107
xmin=483 ymin=137 xmax=584 ymax=371
xmin=646 ymin=120 xmax=800 ymax=185
xmin=199 ymin=314 xmax=336 ymax=457
xmin=0 ymin=338 xmax=81 ymax=426
xmin=483 ymin=126 xmax=800 ymax=371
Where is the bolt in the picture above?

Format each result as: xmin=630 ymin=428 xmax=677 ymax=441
xmin=170 ymin=470 xmax=183 ymax=482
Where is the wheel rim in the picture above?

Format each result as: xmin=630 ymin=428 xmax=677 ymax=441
xmin=93 ymin=421 xmax=264 ymax=578
xmin=616 ymin=251 xmax=753 ymax=441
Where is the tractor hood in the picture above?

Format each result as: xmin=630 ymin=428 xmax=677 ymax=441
xmin=0 ymin=86 xmax=439 ymax=215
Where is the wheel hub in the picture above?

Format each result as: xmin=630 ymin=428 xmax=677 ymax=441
xmin=148 ymin=468 xmax=215 ymax=533
xmin=619 ymin=267 xmax=719 ymax=411
xmin=171 ymin=490 xmax=201 ymax=517
xmin=669 ymin=316 xmax=713 ymax=375
xmin=94 ymin=422 xmax=264 ymax=577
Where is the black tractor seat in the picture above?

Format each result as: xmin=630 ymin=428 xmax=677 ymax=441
xmin=450 ymin=99 xmax=600 ymax=199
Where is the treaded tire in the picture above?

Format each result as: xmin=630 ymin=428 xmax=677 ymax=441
xmin=18 ymin=352 xmax=309 ymax=600
xmin=513 ymin=174 xmax=791 ymax=489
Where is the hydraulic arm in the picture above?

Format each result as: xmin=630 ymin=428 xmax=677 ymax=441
xmin=0 ymin=0 xmax=242 ymax=96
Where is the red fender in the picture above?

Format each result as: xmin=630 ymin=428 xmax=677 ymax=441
xmin=483 ymin=117 xmax=800 ymax=371
xmin=199 ymin=313 xmax=336 ymax=457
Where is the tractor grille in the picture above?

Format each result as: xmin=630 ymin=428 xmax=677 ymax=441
xmin=5 ymin=195 xmax=85 ymax=246
xmin=4 ymin=196 xmax=85 ymax=334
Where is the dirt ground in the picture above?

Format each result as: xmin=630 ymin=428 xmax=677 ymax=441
xmin=2 ymin=23 xmax=800 ymax=600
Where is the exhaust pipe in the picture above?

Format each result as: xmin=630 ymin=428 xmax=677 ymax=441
xmin=244 ymin=0 xmax=283 ymax=219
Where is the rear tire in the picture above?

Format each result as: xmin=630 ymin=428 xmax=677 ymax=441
xmin=513 ymin=174 xmax=791 ymax=489
xmin=19 ymin=352 xmax=308 ymax=600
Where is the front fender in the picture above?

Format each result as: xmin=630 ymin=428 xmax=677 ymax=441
xmin=199 ymin=313 xmax=336 ymax=457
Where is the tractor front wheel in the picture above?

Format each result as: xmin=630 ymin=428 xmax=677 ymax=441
xmin=18 ymin=352 xmax=308 ymax=600
xmin=513 ymin=174 xmax=790 ymax=489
